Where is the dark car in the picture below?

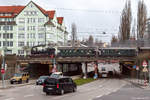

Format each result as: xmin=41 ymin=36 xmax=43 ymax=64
xmin=36 ymin=76 xmax=49 ymax=85
xmin=43 ymin=76 xmax=77 ymax=95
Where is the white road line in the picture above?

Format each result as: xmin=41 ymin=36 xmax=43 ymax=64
xmin=24 ymin=94 xmax=34 ymax=98
xmin=96 ymin=95 xmax=103 ymax=98
xmin=99 ymin=85 xmax=103 ymax=88
xmin=4 ymin=98 xmax=15 ymax=100
xmin=105 ymin=91 xmax=111 ymax=96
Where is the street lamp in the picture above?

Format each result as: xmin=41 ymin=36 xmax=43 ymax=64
xmin=1 ymin=22 xmax=8 ymax=88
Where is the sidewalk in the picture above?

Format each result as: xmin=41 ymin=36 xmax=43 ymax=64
xmin=125 ymin=78 xmax=150 ymax=90
xmin=0 ymin=79 xmax=36 ymax=89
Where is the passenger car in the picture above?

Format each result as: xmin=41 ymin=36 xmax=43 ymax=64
xmin=50 ymin=72 xmax=63 ymax=78
xmin=36 ymin=76 xmax=49 ymax=85
xmin=10 ymin=73 xmax=29 ymax=84
xmin=43 ymin=76 xmax=77 ymax=95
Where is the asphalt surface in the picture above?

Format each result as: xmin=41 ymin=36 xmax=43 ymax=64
xmin=94 ymin=82 xmax=150 ymax=100
xmin=0 ymin=79 xmax=127 ymax=100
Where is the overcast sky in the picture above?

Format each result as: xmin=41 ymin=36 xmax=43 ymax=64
xmin=0 ymin=0 xmax=150 ymax=43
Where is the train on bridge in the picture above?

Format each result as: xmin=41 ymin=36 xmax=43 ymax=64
xmin=30 ymin=45 xmax=137 ymax=58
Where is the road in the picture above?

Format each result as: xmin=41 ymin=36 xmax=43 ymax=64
xmin=0 ymin=79 xmax=126 ymax=100
xmin=95 ymin=82 xmax=150 ymax=100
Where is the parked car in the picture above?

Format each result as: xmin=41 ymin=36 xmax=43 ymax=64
xmin=10 ymin=73 xmax=29 ymax=84
xmin=36 ymin=76 xmax=49 ymax=85
xmin=50 ymin=72 xmax=63 ymax=78
xmin=43 ymin=76 xmax=77 ymax=95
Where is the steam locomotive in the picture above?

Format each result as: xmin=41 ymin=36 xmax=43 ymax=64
xmin=31 ymin=45 xmax=137 ymax=57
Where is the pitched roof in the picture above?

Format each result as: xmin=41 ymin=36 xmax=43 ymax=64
xmin=46 ymin=10 xmax=55 ymax=19
xmin=0 ymin=6 xmax=25 ymax=18
xmin=0 ymin=1 xmax=64 ymax=23
xmin=57 ymin=17 xmax=64 ymax=25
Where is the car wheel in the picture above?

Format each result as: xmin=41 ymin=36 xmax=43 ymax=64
xmin=10 ymin=81 xmax=13 ymax=84
xmin=19 ymin=80 xmax=22 ymax=84
xmin=46 ymin=92 xmax=50 ymax=95
xmin=60 ymin=89 xmax=64 ymax=95
xmin=73 ymin=87 xmax=77 ymax=92
xmin=26 ymin=79 xmax=29 ymax=83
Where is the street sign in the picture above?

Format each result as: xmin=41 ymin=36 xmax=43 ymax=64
xmin=142 ymin=60 xmax=148 ymax=67
xmin=133 ymin=65 xmax=136 ymax=69
xmin=1 ymin=69 xmax=5 ymax=74
xmin=136 ymin=66 xmax=139 ymax=70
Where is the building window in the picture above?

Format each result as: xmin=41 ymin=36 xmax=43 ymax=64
xmin=7 ymin=41 xmax=9 ymax=47
xmin=3 ymin=33 xmax=13 ymax=39
xmin=18 ymin=18 xmax=25 ymax=23
xmin=3 ymin=41 xmax=6 ymax=46
xmin=18 ymin=33 xmax=25 ymax=38
xmin=27 ymin=42 xmax=29 ymax=46
xmin=3 ymin=25 xmax=13 ymax=31
xmin=10 ymin=33 xmax=13 ymax=39
xmin=38 ymin=26 xmax=45 ymax=31
xmin=10 ymin=26 xmax=13 ymax=30
xmin=3 ymin=33 xmax=6 ymax=38
xmin=18 ymin=26 xmax=25 ymax=31
xmin=18 ymin=42 xmax=24 ymax=47
xmin=33 ymin=33 xmax=35 ymax=38
xmin=27 ymin=33 xmax=29 ymax=38
xmin=38 ymin=33 xmax=44 ymax=38
xmin=6 ymin=50 xmax=12 ymax=54
xmin=38 ymin=18 xmax=44 ymax=23
xmin=7 ymin=33 xmax=9 ymax=39
xmin=10 ymin=41 xmax=13 ymax=47
xmin=18 ymin=50 xmax=24 ymax=55
xmin=27 ymin=26 xmax=36 ymax=31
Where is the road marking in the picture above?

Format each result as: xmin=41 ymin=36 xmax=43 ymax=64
xmin=99 ymin=85 xmax=103 ymax=88
xmin=105 ymin=91 xmax=111 ymax=96
xmin=24 ymin=94 xmax=34 ymax=98
xmin=132 ymin=97 xmax=149 ymax=100
xmin=96 ymin=95 xmax=103 ymax=98
xmin=4 ymin=98 xmax=15 ymax=100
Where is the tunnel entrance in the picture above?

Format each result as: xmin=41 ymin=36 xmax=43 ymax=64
xmin=120 ymin=61 xmax=134 ymax=78
xmin=57 ymin=63 xmax=82 ymax=76
xmin=28 ymin=63 xmax=52 ymax=78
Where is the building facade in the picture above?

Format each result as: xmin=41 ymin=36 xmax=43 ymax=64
xmin=0 ymin=1 xmax=68 ymax=55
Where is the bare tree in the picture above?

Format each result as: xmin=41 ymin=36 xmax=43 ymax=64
xmin=119 ymin=0 xmax=132 ymax=41
xmin=137 ymin=0 xmax=147 ymax=39
xmin=88 ymin=35 xmax=94 ymax=47
xmin=71 ymin=23 xmax=77 ymax=47
xmin=111 ymin=35 xmax=118 ymax=43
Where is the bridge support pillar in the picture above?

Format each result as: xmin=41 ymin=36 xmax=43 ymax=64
xmin=82 ymin=62 xmax=87 ymax=79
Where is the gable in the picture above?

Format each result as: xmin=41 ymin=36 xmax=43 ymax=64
xmin=17 ymin=1 xmax=46 ymax=18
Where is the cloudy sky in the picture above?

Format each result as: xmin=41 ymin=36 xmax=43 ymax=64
xmin=0 ymin=0 xmax=150 ymax=43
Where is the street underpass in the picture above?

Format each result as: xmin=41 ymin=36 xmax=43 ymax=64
xmin=28 ymin=63 xmax=51 ymax=78
xmin=57 ymin=63 xmax=82 ymax=76
xmin=120 ymin=61 xmax=134 ymax=78
xmin=24 ymin=62 xmax=83 ymax=78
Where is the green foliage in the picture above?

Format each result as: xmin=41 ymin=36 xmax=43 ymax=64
xmin=74 ymin=78 xmax=95 ymax=86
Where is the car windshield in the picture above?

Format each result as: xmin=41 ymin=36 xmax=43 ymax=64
xmin=102 ymin=67 xmax=106 ymax=71
xmin=50 ymin=74 xmax=61 ymax=78
xmin=14 ymin=73 xmax=22 ymax=77
xmin=39 ymin=76 xmax=48 ymax=79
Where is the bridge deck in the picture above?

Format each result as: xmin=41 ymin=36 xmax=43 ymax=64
xmin=17 ymin=56 xmax=136 ymax=63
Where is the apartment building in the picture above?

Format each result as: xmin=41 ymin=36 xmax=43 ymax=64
xmin=0 ymin=1 xmax=68 ymax=55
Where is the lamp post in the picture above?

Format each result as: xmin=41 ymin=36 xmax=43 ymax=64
xmin=1 ymin=22 xmax=8 ymax=88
